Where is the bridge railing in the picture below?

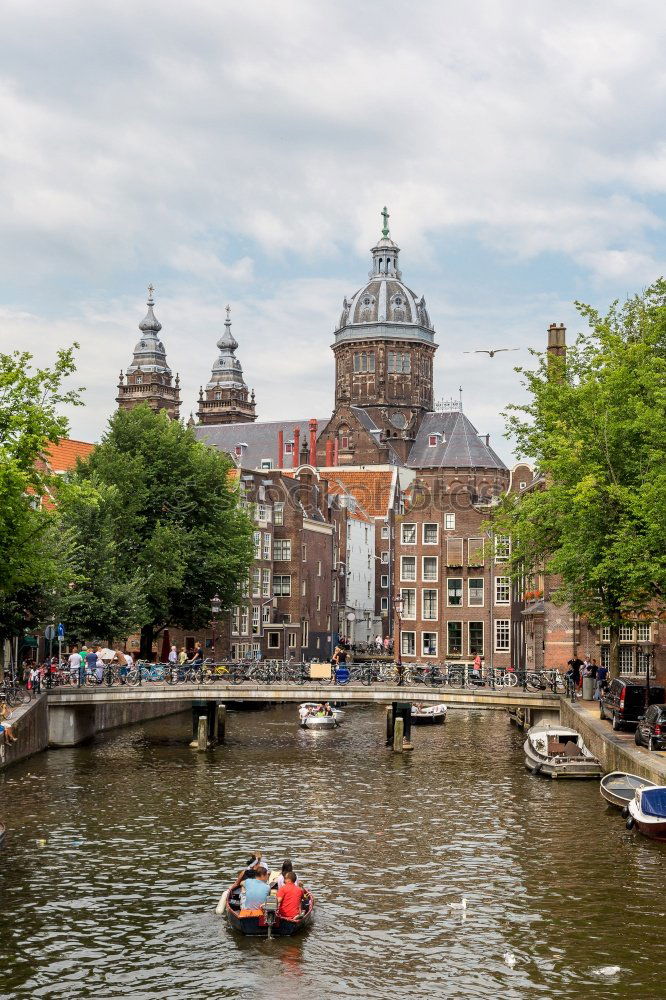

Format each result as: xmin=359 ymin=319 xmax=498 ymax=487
xmin=45 ymin=660 xmax=564 ymax=694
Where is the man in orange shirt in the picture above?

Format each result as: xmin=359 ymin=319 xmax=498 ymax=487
xmin=276 ymin=872 xmax=308 ymax=921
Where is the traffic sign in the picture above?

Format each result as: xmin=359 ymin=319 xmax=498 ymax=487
xmin=57 ymin=623 xmax=65 ymax=639
xmin=44 ymin=625 xmax=56 ymax=641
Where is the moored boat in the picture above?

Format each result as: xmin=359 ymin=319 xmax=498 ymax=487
xmin=600 ymin=772 xmax=656 ymax=809
xmin=411 ymin=703 xmax=447 ymax=724
xmin=627 ymin=786 xmax=666 ymax=841
xmin=224 ymin=884 xmax=314 ymax=936
xmin=524 ymin=724 xmax=602 ymax=779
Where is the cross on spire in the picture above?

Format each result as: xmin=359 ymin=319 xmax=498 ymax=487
xmin=225 ymin=304 xmax=231 ymax=324
xmin=381 ymin=205 xmax=390 ymax=238
xmin=147 ymin=283 xmax=155 ymax=303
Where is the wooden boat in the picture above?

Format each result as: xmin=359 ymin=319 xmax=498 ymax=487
xmin=600 ymin=772 xmax=656 ymax=809
xmin=411 ymin=703 xmax=447 ymax=724
xmin=524 ymin=723 xmax=602 ymax=778
xmin=627 ymin=786 xmax=666 ymax=841
xmin=298 ymin=703 xmax=342 ymax=728
xmin=224 ymin=885 xmax=314 ymax=937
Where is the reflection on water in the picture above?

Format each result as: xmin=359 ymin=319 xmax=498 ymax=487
xmin=1 ymin=704 xmax=665 ymax=999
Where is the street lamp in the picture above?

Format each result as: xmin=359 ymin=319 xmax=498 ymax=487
xmin=639 ymin=639 xmax=655 ymax=711
xmin=210 ymin=593 xmax=221 ymax=663
xmin=393 ymin=596 xmax=404 ymax=670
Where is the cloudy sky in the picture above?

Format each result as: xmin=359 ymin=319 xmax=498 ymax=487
xmin=2 ymin=0 xmax=665 ymax=463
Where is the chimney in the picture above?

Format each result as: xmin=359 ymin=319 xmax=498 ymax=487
xmin=325 ymin=437 xmax=334 ymax=466
xmin=309 ymin=418 xmax=318 ymax=466
xmin=277 ymin=429 xmax=284 ymax=469
xmin=547 ymin=322 xmax=566 ymax=359
xmin=293 ymin=427 xmax=300 ymax=468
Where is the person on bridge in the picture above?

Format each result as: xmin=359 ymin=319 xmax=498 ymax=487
xmin=68 ymin=648 xmax=82 ymax=686
xmin=189 ymin=643 xmax=204 ymax=665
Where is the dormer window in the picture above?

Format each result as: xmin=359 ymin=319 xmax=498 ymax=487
xmin=136 ymin=375 xmax=143 ymax=384
xmin=284 ymin=441 xmax=294 ymax=454
xmin=428 ymin=433 xmax=444 ymax=447
xmin=215 ymin=392 xmax=221 ymax=400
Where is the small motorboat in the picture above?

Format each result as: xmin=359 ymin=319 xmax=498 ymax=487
xmin=524 ymin=724 xmax=602 ymax=778
xmin=224 ymin=885 xmax=314 ymax=937
xmin=298 ymin=703 xmax=342 ymax=728
xmin=411 ymin=703 xmax=447 ymax=724
xmin=627 ymin=786 xmax=666 ymax=841
xmin=600 ymin=772 xmax=657 ymax=810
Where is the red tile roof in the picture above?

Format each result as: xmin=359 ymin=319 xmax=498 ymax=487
xmin=322 ymin=469 xmax=396 ymax=518
xmin=44 ymin=438 xmax=95 ymax=473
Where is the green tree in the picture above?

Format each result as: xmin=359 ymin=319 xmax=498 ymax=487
xmin=492 ymin=280 xmax=666 ymax=678
xmin=0 ymin=346 xmax=82 ymax=645
xmin=70 ymin=405 xmax=253 ymax=657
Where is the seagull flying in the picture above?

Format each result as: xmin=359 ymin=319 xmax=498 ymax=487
xmin=463 ymin=348 xmax=521 ymax=358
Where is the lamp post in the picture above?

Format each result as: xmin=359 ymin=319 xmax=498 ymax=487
xmin=393 ymin=596 xmax=404 ymax=674
xmin=639 ymin=639 xmax=655 ymax=712
xmin=210 ymin=593 xmax=221 ymax=664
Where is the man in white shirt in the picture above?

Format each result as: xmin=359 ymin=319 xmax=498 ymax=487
xmin=68 ymin=648 xmax=82 ymax=686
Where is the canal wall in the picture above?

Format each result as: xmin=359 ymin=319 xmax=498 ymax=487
xmin=48 ymin=699 xmax=190 ymax=747
xmin=559 ymin=698 xmax=666 ymax=785
xmin=0 ymin=695 xmax=49 ymax=771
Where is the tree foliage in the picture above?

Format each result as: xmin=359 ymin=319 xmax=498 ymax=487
xmin=67 ymin=405 xmax=253 ymax=656
xmin=0 ymin=347 xmax=82 ymax=642
xmin=492 ymin=280 xmax=666 ymax=675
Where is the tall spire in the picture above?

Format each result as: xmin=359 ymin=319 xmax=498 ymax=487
xmin=196 ymin=304 xmax=257 ymax=426
xmin=116 ymin=284 xmax=180 ymax=420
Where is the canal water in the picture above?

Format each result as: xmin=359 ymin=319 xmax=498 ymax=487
xmin=1 ymin=704 xmax=664 ymax=999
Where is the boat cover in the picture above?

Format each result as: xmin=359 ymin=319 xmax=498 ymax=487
xmin=641 ymin=787 xmax=666 ymax=818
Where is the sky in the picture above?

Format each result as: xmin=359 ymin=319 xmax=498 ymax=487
xmin=2 ymin=0 xmax=666 ymax=464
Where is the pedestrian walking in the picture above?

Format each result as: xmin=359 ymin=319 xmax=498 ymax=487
xmin=68 ymin=647 xmax=82 ymax=686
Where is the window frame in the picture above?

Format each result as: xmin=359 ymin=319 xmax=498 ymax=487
xmin=422 ymin=588 xmax=438 ymax=621
xmin=422 ymin=555 xmax=438 ymax=582
xmin=400 ymin=556 xmax=416 ymax=582
xmin=423 ymin=522 xmax=439 ymax=544
xmin=447 ymin=577 xmax=463 ymax=607
xmin=494 ymin=618 xmax=510 ymax=652
xmin=401 ymin=523 xmax=417 ymax=545
xmin=400 ymin=587 xmax=416 ymax=620
xmin=468 ymin=577 xmax=484 ymax=607
xmin=447 ymin=621 xmax=462 ymax=656
xmin=495 ymin=576 xmax=510 ymax=605
xmin=422 ymin=631 xmax=438 ymax=657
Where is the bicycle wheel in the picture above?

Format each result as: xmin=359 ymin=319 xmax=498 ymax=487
xmin=231 ymin=666 xmax=245 ymax=685
xmin=525 ymin=672 xmax=541 ymax=691
xmin=503 ymin=672 xmax=518 ymax=687
xmin=448 ymin=669 xmax=464 ymax=688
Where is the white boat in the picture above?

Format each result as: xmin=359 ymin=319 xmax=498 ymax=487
xmin=627 ymin=786 xmax=666 ymax=841
xmin=411 ymin=703 xmax=447 ymax=724
xmin=600 ymin=772 xmax=656 ymax=810
xmin=298 ymin=703 xmax=342 ymax=729
xmin=524 ymin=723 xmax=602 ymax=779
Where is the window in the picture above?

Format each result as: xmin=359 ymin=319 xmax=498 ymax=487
xmin=447 ymin=622 xmax=462 ymax=655
xmin=263 ymin=532 xmax=271 ymax=560
xmin=422 ymin=589 xmax=438 ymax=620
xmin=381 ymin=525 xmax=389 ymax=539
xmin=136 ymin=374 xmax=143 ymax=384
xmin=253 ymin=531 xmax=261 ymax=559
xmin=423 ymin=523 xmax=438 ymax=544
xmin=601 ymin=645 xmax=610 ymax=669
xmin=400 ymin=588 xmax=416 ymax=619
xmin=619 ymin=624 xmax=634 ymax=642
xmin=260 ymin=460 xmax=273 ymax=470
xmin=267 ymin=632 xmax=280 ymax=650
xmin=273 ymin=575 xmax=291 ymax=597
xmin=256 ymin=502 xmax=271 ymax=522
xmin=446 ymin=537 xmax=463 ymax=566
xmin=468 ymin=537 xmax=484 ymax=566
xmin=428 ymin=434 xmax=439 ymax=447
xmin=619 ymin=646 xmax=634 ymax=672
xmin=601 ymin=626 xmax=610 ymax=642
xmin=284 ymin=441 xmax=294 ymax=455
xmin=317 ymin=561 xmax=322 ymax=576
xmin=401 ymin=556 xmax=416 ymax=581
xmin=469 ymin=621 xmax=484 ymax=656
xmin=447 ymin=578 xmax=463 ymax=606
xmin=401 ymin=523 xmax=417 ymax=544
xmin=232 ymin=607 xmax=240 ymax=634
xmin=316 ymin=595 xmax=321 ymax=611
xmin=274 ymin=539 xmax=291 ymax=561
xmin=381 ymin=597 xmax=389 ymax=612
xmin=271 ymin=503 xmax=284 ymax=529
xmin=637 ymin=623 xmax=651 ymax=642
xmin=495 ymin=619 xmax=510 ymax=651
xmin=302 ymin=543 xmax=307 ymax=562
xmin=353 ymin=351 xmax=376 ymax=372
xmin=252 ymin=568 xmax=261 ymax=598
xmin=494 ymin=535 xmax=511 ymax=562
xmin=445 ymin=514 xmax=455 ymax=530
xmin=422 ymin=556 xmax=438 ymax=581
xmin=381 ymin=574 xmax=388 ymax=588
xmin=262 ymin=603 xmax=271 ymax=624
xmin=288 ymin=632 xmax=297 ymax=649
xmin=401 ymin=631 xmax=415 ymax=656
xmin=240 ymin=607 xmax=249 ymax=634
xmin=422 ymin=632 xmax=438 ymax=657
xmin=381 ymin=551 xmax=389 ymax=563
xmin=262 ymin=568 xmax=271 ymax=597
xmin=636 ymin=649 xmax=649 ymax=675
xmin=495 ymin=576 xmax=510 ymax=604
xmin=468 ymin=578 xmax=484 ymax=607
xmin=301 ymin=619 xmax=309 ymax=647
xmin=301 ymin=580 xmax=307 ymax=596
xmin=252 ymin=606 xmax=260 ymax=634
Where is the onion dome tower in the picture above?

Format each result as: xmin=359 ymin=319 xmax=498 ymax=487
xmin=196 ymin=305 xmax=257 ymax=426
xmin=329 ymin=207 xmax=438 ymax=461
xmin=116 ymin=285 xmax=181 ymax=419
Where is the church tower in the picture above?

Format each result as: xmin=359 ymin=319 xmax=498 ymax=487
xmin=196 ymin=305 xmax=257 ymax=426
xmin=320 ymin=208 xmax=438 ymax=464
xmin=116 ymin=286 xmax=181 ymax=419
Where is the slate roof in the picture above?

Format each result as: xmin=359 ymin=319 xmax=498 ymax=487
xmin=407 ymin=412 xmax=507 ymax=470
xmin=193 ymin=419 xmax=324 ymax=470
xmin=349 ymin=407 xmax=402 ymax=464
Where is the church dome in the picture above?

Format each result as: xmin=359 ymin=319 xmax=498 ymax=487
xmin=127 ymin=286 xmax=172 ymax=375
xmin=335 ymin=210 xmax=434 ymax=337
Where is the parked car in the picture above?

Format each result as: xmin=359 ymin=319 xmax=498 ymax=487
xmin=634 ymin=704 xmax=666 ymax=752
xmin=599 ymin=678 xmax=666 ymax=731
